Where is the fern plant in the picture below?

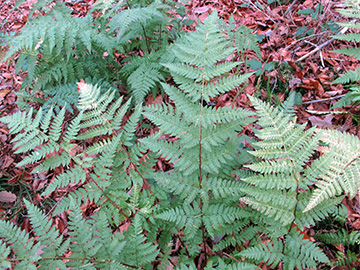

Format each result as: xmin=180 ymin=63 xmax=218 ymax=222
xmin=0 ymin=80 xmax=161 ymax=269
xmin=2 ymin=5 xmax=360 ymax=270
xmin=3 ymin=0 xmax=184 ymax=105
xmin=4 ymin=3 xmax=118 ymax=90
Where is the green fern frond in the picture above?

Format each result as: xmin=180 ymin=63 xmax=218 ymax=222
xmin=214 ymin=226 xmax=259 ymax=251
xmin=332 ymin=85 xmax=360 ymax=108
xmin=241 ymin=228 xmax=329 ymax=270
xmin=202 ymin=204 xmax=250 ymax=237
xmin=0 ymin=203 xmax=55 ymax=268
xmin=315 ymin=228 xmax=360 ymax=246
xmin=295 ymin=194 xmax=343 ymax=228
xmin=334 ymin=250 xmax=359 ymax=268
xmin=240 ymin=239 xmax=284 ymax=267
xmin=332 ymin=46 xmax=360 ymax=62
xmin=0 ymin=220 xmax=39 ymax=259
xmin=24 ymin=200 xmax=69 ymax=263
xmin=203 ymin=177 xmax=247 ymax=199
xmin=5 ymin=7 xmax=116 ymax=91
xmin=333 ymin=67 xmax=360 ymax=84
xmin=122 ymin=51 xmax=168 ymax=101
xmin=0 ymin=241 xmax=11 ymax=269
xmin=42 ymin=165 xmax=86 ymax=195
xmin=156 ymin=205 xmax=202 ymax=238
xmin=333 ymin=32 xmax=360 ymax=42
xmin=211 ymin=260 xmax=261 ymax=270
xmin=122 ymin=103 xmax=142 ymax=147
xmin=109 ymin=3 xmax=165 ymax=41
xmin=28 ymin=55 xmax=116 ymax=91
xmin=331 ymin=0 xmax=360 ymax=113
xmin=152 ymin=172 xmax=200 ymax=203
xmin=241 ymin=191 xmax=296 ymax=226
xmin=66 ymin=201 xmax=99 ymax=267
xmin=128 ymin=67 xmax=165 ymax=101
xmin=305 ymin=130 xmax=360 ymax=211
xmin=122 ymin=214 xmax=159 ymax=268
xmin=240 ymin=96 xmax=324 ymax=227
xmin=282 ymin=228 xmax=330 ymax=270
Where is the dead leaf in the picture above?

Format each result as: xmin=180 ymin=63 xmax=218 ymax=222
xmin=309 ymin=114 xmax=333 ymax=128
xmin=0 ymin=88 xmax=11 ymax=98
xmin=1 ymin=72 xmax=13 ymax=79
xmin=1 ymin=156 xmax=14 ymax=169
xmin=0 ymin=190 xmax=17 ymax=203
xmin=119 ymin=222 xmax=131 ymax=233
xmin=309 ymin=79 xmax=327 ymax=98
xmin=351 ymin=219 xmax=360 ymax=229
xmin=194 ymin=6 xmax=209 ymax=14
xmin=289 ymin=78 xmax=302 ymax=89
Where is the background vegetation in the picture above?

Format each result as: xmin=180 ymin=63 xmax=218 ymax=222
xmin=1 ymin=0 xmax=360 ymax=269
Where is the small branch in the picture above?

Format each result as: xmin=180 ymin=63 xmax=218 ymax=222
xmin=296 ymin=24 xmax=351 ymax=63
xmin=242 ymin=0 xmax=275 ymax=23
xmin=302 ymin=94 xmax=346 ymax=104
xmin=223 ymin=252 xmax=241 ymax=263
xmin=275 ymin=0 xmax=298 ymax=29
xmin=296 ymin=38 xmax=336 ymax=63
xmin=284 ymin=0 xmax=299 ymax=16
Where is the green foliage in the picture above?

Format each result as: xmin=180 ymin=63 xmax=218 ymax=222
xmin=3 ymin=0 xmax=181 ymax=105
xmin=1 ymin=3 xmax=360 ymax=269
xmin=240 ymin=228 xmax=330 ymax=270
xmin=304 ymin=129 xmax=360 ymax=211
xmin=121 ymin=50 xmax=168 ymax=101
xmin=313 ymin=206 xmax=360 ymax=269
xmin=332 ymin=0 xmax=360 ymax=108
xmin=5 ymin=3 xmax=117 ymax=91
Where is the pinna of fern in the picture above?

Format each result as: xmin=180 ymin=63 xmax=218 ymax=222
xmin=303 ymin=129 xmax=360 ymax=212
xmin=239 ymin=96 xmax=324 ymax=227
xmin=331 ymin=0 xmax=360 ymax=108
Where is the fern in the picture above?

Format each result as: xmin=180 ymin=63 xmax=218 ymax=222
xmin=122 ymin=213 xmax=159 ymax=267
xmin=0 ymin=199 xmax=70 ymax=269
xmin=121 ymin=50 xmax=168 ymax=102
xmin=331 ymin=0 xmax=360 ymax=107
xmin=139 ymin=11 xmax=258 ymax=264
xmin=2 ymin=3 xmax=360 ymax=269
xmin=240 ymin=96 xmax=319 ymax=225
xmin=1 ymin=85 xmax=140 ymax=266
xmin=240 ymin=228 xmax=330 ymax=270
xmin=304 ymin=129 xmax=360 ymax=211
xmin=109 ymin=2 xmax=167 ymax=50
xmin=5 ymin=4 xmax=118 ymax=91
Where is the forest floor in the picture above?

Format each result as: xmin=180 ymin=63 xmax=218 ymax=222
xmin=1 ymin=0 xmax=360 ymax=268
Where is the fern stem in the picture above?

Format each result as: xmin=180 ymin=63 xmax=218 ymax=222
xmin=198 ymin=122 xmax=203 ymax=190
xmin=89 ymin=177 xmax=128 ymax=220
xmin=199 ymin=68 xmax=208 ymax=268
xmin=141 ymin=24 xmax=150 ymax=53
xmin=176 ymin=233 xmax=191 ymax=257
xmin=223 ymin=252 xmax=241 ymax=263
xmin=122 ymin=145 xmax=152 ymax=192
